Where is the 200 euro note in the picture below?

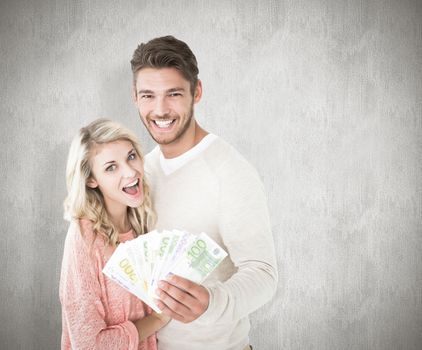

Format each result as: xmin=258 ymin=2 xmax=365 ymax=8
xmin=169 ymin=232 xmax=228 ymax=284
xmin=102 ymin=242 xmax=161 ymax=313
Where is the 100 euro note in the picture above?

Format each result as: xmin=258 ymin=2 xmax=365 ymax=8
xmin=169 ymin=232 xmax=228 ymax=284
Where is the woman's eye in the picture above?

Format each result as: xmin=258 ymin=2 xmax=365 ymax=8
xmin=106 ymin=164 xmax=116 ymax=172
xmin=128 ymin=153 xmax=136 ymax=161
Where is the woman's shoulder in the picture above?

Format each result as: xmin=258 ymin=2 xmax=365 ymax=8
xmin=66 ymin=218 xmax=106 ymax=250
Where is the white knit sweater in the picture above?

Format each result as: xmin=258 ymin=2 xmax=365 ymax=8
xmin=145 ymin=137 xmax=278 ymax=350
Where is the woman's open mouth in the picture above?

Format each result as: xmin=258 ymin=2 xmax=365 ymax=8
xmin=122 ymin=178 xmax=140 ymax=195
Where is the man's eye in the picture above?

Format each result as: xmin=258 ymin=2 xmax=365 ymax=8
xmin=106 ymin=164 xmax=116 ymax=172
xmin=169 ymin=92 xmax=182 ymax=97
xmin=128 ymin=153 xmax=136 ymax=161
xmin=140 ymin=94 xmax=153 ymax=99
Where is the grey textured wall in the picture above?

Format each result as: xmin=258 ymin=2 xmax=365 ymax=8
xmin=0 ymin=0 xmax=421 ymax=349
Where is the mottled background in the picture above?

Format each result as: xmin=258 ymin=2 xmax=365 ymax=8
xmin=0 ymin=0 xmax=421 ymax=349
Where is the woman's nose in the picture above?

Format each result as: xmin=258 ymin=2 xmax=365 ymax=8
xmin=122 ymin=164 xmax=136 ymax=178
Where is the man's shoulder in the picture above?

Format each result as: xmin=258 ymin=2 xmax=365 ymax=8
xmin=144 ymin=146 xmax=161 ymax=172
xmin=203 ymin=137 xmax=259 ymax=176
xmin=145 ymin=145 xmax=160 ymax=161
xmin=143 ymin=138 xmax=260 ymax=180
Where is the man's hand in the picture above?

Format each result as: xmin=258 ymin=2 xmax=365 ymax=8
xmin=155 ymin=274 xmax=209 ymax=323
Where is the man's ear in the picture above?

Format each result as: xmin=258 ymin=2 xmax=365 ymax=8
xmin=86 ymin=178 xmax=98 ymax=189
xmin=193 ymin=80 xmax=203 ymax=104
xmin=132 ymin=84 xmax=137 ymax=104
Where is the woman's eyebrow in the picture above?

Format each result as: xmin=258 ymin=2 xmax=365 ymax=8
xmin=102 ymin=160 xmax=115 ymax=166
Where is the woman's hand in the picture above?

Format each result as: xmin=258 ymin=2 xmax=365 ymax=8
xmin=135 ymin=310 xmax=171 ymax=341
xmin=152 ymin=311 xmax=171 ymax=327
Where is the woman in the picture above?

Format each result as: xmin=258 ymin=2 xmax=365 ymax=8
xmin=60 ymin=118 xmax=169 ymax=349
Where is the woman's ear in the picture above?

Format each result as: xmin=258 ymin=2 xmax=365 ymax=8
xmin=86 ymin=178 xmax=98 ymax=189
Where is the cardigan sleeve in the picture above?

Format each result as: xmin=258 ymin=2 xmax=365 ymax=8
xmin=59 ymin=221 xmax=139 ymax=349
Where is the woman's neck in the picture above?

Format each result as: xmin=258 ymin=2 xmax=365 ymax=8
xmin=108 ymin=209 xmax=131 ymax=233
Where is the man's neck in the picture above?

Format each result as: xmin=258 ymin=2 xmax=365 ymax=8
xmin=160 ymin=121 xmax=208 ymax=159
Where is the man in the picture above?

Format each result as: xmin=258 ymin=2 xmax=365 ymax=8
xmin=131 ymin=35 xmax=277 ymax=350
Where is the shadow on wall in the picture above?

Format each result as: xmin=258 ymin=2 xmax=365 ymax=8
xmin=98 ymin=63 xmax=136 ymax=121
xmin=27 ymin=140 xmax=69 ymax=349
xmin=98 ymin=63 xmax=158 ymax=152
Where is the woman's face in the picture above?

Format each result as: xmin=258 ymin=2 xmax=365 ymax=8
xmin=87 ymin=140 xmax=144 ymax=216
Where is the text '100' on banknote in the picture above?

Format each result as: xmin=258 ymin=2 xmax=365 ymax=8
xmin=102 ymin=230 xmax=227 ymax=312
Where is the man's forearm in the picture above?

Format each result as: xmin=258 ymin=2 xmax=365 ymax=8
xmin=199 ymin=260 xmax=278 ymax=325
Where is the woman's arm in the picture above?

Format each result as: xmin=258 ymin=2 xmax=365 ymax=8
xmin=60 ymin=222 xmax=140 ymax=349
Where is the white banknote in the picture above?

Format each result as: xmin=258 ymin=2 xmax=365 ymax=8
xmin=102 ymin=242 xmax=160 ymax=312
xmin=102 ymin=230 xmax=227 ymax=312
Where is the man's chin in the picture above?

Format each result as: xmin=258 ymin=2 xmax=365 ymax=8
xmin=154 ymin=138 xmax=172 ymax=145
xmin=144 ymin=127 xmax=174 ymax=145
xmin=150 ymin=133 xmax=178 ymax=145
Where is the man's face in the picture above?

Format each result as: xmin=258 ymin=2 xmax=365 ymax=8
xmin=133 ymin=67 xmax=201 ymax=146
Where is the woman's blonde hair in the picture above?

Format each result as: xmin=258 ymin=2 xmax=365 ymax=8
xmin=64 ymin=118 xmax=155 ymax=246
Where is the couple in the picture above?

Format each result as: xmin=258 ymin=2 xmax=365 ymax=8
xmin=59 ymin=36 xmax=278 ymax=350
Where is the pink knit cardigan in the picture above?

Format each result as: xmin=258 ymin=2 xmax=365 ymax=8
xmin=60 ymin=219 xmax=157 ymax=350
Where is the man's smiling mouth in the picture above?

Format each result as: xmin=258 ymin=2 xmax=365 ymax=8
xmin=153 ymin=119 xmax=176 ymax=128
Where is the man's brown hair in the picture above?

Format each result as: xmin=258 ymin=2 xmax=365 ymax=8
xmin=131 ymin=35 xmax=199 ymax=95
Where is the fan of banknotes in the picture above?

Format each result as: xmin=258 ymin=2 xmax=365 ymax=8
xmin=103 ymin=229 xmax=228 ymax=313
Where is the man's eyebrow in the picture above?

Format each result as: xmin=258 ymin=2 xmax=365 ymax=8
xmin=137 ymin=87 xmax=186 ymax=94
xmin=167 ymin=87 xmax=185 ymax=93
xmin=137 ymin=89 xmax=154 ymax=94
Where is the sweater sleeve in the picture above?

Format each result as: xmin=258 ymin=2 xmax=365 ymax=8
xmin=59 ymin=222 xmax=139 ymax=349
xmin=198 ymin=156 xmax=278 ymax=324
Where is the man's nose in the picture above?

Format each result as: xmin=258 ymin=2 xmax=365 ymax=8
xmin=153 ymin=96 xmax=169 ymax=117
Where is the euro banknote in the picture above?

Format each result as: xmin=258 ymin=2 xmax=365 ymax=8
xmin=102 ymin=230 xmax=227 ymax=312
